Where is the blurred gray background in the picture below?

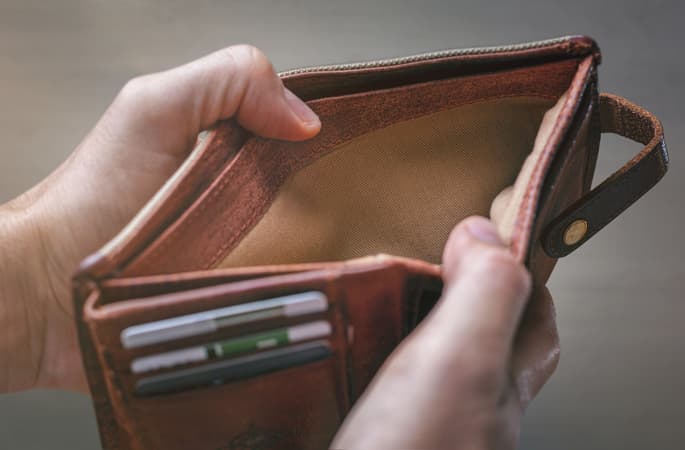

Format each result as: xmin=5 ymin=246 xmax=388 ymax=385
xmin=0 ymin=0 xmax=682 ymax=448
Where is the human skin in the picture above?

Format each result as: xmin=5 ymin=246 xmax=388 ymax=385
xmin=331 ymin=218 xmax=558 ymax=449
xmin=0 ymin=45 xmax=559 ymax=448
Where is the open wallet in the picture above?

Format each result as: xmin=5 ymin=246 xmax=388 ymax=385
xmin=72 ymin=35 xmax=668 ymax=450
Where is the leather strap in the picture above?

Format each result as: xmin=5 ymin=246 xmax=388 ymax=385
xmin=543 ymin=93 xmax=668 ymax=257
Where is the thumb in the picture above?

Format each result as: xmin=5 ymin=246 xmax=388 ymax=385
xmin=95 ymin=44 xmax=320 ymax=163
xmin=415 ymin=216 xmax=531 ymax=371
xmin=34 ymin=45 xmax=321 ymax=286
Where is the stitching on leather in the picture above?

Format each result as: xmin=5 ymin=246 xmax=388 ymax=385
xmin=510 ymin=60 xmax=592 ymax=259
xmin=203 ymin=92 xmax=561 ymax=269
xmin=125 ymin=60 xmax=580 ymax=274
xmin=511 ymin=80 xmax=583 ymax=257
xmin=547 ymin=143 xmax=665 ymax=255
xmin=542 ymin=90 xmax=599 ymax=257
xmin=132 ymin=90 xmax=559 ymax=273
xmin=97 ymin=128 xmax=234 ymax=277
xmin=547 ymin=149 xmax=665 ymax=255
xmin=546 ymin=96 xmax=665 ymax=256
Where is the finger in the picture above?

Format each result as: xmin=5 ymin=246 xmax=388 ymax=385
xmin=489 ymin=185 xmax=513 ymax=226
xmin=510 ymin=286 xmax=560 ymax=409
xmin=423 ymin=216 xmax=532 ymax=366
xmin=101 ymin=44 xmax=320 ymax=159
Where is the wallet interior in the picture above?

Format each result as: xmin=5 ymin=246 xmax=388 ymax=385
xmin=88 ymin=56 xmax=587 ymax=280
xmin=217 ymin=65 xmax=575 ymax=268
xmin=221 ymin=98 xmax=556 ymax=267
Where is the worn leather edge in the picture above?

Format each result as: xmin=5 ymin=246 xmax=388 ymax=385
xmin=542 ymin=94 xmax=668 ymax=257
xmin=283 ymin=35 xmax=599 ymax=101
xmin=77 ymin=256 xmax=441 ymax=450
xmin=525 ymin=66 xmax=601 ymax=283
xmin=92 ymin=255 xmax=440 ymax=318
xmin=509 ymin=56 xmax=596 ymax=262
xmin=78 ymin=122 xmax=249 ymax=279
xmin=73 ymin=280 xmax=125 ymax=449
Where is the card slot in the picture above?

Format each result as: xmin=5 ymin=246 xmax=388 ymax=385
xmin=130 ymin=338 xmax=338 ymax=380
xmin=120 ymin=346 xmax=348 ymax=450
xmin=88 ymin=279 xmax=338 ymax=350
xmin=120 ymin=290 xmax=330 ymax=349
xmin=119 ymin=336 xmax=344 ymax=387
xmin=108 ymin=309 xmax=337 ymax=373
xmin=131 ymin=318 xmax=337 ymax=376
xmin=83 ymin=261 xmax=437 ymax=449
xmin=137 ymin=341 xmax=334 ymax=396
xmin=98 ymin=266 xmax=314 ymax=305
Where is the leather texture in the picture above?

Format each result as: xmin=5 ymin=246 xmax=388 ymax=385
xmin=76 ymin=257 xmax=443 ymax=450
xmin=542 ymin=93 xmax=669 ymax=257
xmin=71 ymin=36 xmax=667 ymax=450
xmin=76 ymin=36 xmax=598 ymax=279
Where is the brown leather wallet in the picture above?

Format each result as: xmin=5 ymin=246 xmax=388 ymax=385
xmin=72 ymin=35 xmax=668 ymax=450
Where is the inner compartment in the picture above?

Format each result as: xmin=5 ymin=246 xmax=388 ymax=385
xmin=108 ymin=58 xmax=584 ymax=276
xmin=219 ymin=94 xmax=559 ymax=267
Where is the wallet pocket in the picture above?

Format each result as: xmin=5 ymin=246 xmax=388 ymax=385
xmin=125 ymin=354 xmax=345 ymax=450
xmin=83 ymin=271 xmax=354 ymax=449
xmin=80 ymin=259 xmax=438 ymax=449
xmin=108 ymin=296 xmax=338 ymax=375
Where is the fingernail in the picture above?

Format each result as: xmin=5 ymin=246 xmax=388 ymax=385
xmin=284 ymin=89 xmax=320 ymax=125
xmin=466 ymin=217 xmax=503 ymax=245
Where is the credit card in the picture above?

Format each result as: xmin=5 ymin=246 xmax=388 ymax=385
xmin=121 ymin=291 xmax=327 ymax=348
xmin=131 ymin=320 xmax=332 ymax=373
xmin=135 ymin=340 xmax=332 ymax=396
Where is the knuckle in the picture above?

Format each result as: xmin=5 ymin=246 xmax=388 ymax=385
xmin=224 ymin=44 xmax=274 ymax=77
xmin=118 ymin=77 xmax=141 ymax=103
xmin=120 ymin=76 xmax=146 ymax=97
xmin=117 ymin=75 xmax=157 ymax=108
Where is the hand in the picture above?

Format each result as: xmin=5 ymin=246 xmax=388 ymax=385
xmin=0 ymin=45 xmax=321 ymax=393
xmin=332 ymin=216 xmax=560 ymax=449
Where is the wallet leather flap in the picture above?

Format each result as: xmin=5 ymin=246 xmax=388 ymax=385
xmin=75 ymin=36 xmax=600 ymax=281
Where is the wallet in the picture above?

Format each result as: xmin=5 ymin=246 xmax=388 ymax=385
xmin=72 ymin=35 xmax=668 ymax=450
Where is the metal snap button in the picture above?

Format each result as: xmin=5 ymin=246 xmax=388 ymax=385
xmin=563 ymin=219 xmax=588 ymax=246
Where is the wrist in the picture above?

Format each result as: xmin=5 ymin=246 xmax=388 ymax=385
xmin=0 ymin=201 xmax=49 ymax=391
xmin=0 ymin=196 xmax=86 ymax=392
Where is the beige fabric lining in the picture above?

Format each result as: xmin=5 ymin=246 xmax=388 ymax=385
xmin=491 ymin=92 xmax=568 ymax=244
xmin=218 ymin=96 xmax=557 ymax=268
